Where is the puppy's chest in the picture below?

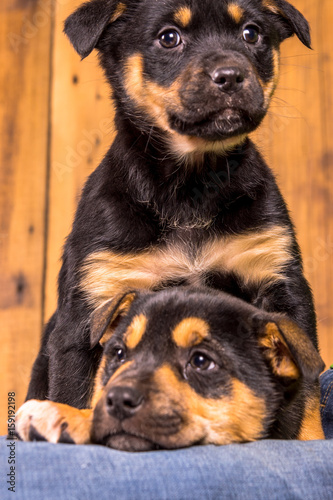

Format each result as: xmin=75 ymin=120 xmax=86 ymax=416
xmin=80 ymin=225 xmax=293 ymax=308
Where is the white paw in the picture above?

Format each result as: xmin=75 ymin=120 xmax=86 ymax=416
xmin=16 ymin=400 xmax=92 ymax=444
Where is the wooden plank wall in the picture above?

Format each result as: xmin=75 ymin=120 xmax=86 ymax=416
xmin=0 ymin=0 xmax=332 ymax=435
xmin=0 ymin=0 xmax=54 ymax=435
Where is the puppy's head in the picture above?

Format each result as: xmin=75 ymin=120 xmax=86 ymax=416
xmin=65 ymin=0 xmax=311 ymax=160
xmin=89 ymin=288 xmax=323 ymax=451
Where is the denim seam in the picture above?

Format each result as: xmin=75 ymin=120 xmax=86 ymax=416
xmin=321 ymin=380 xmax=333 ymax=408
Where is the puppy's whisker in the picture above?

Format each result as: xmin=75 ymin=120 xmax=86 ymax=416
xmin=279 ymin=63 xmax=315 ymax=70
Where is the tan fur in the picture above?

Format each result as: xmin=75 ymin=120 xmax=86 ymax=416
xmin=123 ymin=53 xmax=248 ymax=160
xmin=153 ymin=364 xmax=266 ymax=445
xmin=99 ymin=329 xmax=115 ymax=346
xmin=110 ymin=2 xmax=126 ymax=23
xmin=262 ymin=0 xmax=281 ymax=16
xmin=125 ymin=314 xmax=148 ymax=349
xmin=227 ymin=3 xmax=244 ymax=23
xmin=172 ymin=317 xmax=210 ymax=348
xmin=168 ymin=133 xmax=248 ymax=163
xmin=80 ymin=225 xmax=293 ymax=309
xmin=275 ymin=317 xmax=325 ymax=377
xmin=124 ymin=53 xmax=180 ymax=133
xmin=91 ymin=292 xmax=137 ymax=347
xmin=110 ymin=360 xmax=135 ymax=383
xmin=298 ymin=390 xmax=325 ymax=441
xmin=260 ymin=48 xmax=280 ymax=108
xmin=16 ymin=400 xmax=93 ymax=444
xmin=174 ymin=6 xmax=192 ymax=27
xmin=91 ymin=356 xmax=107 ymax=408
xmin=260 ymin=323 xmax=300 ymax=379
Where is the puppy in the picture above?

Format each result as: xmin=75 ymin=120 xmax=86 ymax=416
xmin=26 ymin=0 xmax=319 ymax=410
xmin=17 ymin=288 xmax=325 ymax=449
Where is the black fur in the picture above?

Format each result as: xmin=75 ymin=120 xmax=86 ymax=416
xmin=27 ymin=0 xmax=318 ymax=409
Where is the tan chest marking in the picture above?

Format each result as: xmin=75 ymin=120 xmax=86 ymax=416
xmin=80 ymin=225 xmax=293 ymax=308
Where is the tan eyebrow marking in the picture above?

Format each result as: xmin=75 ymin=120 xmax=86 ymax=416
xmin=172 ymin=317 xmax=210 ymax=348
xmin=125 ymin=314 xmax=148 ymax=349
xmin=174 ymin=6 xmax=192 ymax=27
xmin=227 ymin=3 xmax=244 ymax=23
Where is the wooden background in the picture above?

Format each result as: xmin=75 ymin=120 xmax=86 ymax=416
xmin=1 ymin=0 xmax=332 ymax=435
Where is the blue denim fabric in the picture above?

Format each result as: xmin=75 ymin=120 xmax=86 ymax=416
xmin=1 ymin=439 xmax=333 ymax=500
xmin=1 ymin=369 xmax=333 ymax=500
xmin=320 ymin=367 xmax=333 ymax=439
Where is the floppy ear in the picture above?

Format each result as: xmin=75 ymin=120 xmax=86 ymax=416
xmin=264 ymin=0 xmax=311 ymax=49
xmin=257 ymin=315 xmax=324 ymax=382
xmin=90 ymin=291 xmax=137 ymax=348
xmin=64 ymin=0 xmax=127 ymax=58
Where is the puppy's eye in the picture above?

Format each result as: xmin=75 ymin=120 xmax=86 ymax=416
xmin=113 ymin=347 xmax=126 ymax=363
xmin=242 ymin=26 xmax=260 ymax=44
xmin=189 ymin=352 xmax=215 ymax=371
xmin=159 ymin=29 xmax=182 ymax=48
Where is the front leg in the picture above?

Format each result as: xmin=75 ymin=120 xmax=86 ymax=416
xmin=46 ymin=315 xmax=103 ymax=407
xmin=16 ymin=400 xmax=93 ymax=444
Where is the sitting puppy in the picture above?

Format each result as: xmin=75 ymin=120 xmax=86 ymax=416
xmin=27 ymin=0 xmax=319 ymax=413
xmin=17 ymin=289 xmax=325 ymax=450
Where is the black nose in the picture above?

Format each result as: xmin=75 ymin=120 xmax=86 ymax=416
xmin=210 ymin=67 xmax=245 ymax=93
xmin=106 ymin=386 xmax=144 ymax=420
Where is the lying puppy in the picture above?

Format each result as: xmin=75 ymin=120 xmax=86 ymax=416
xmin=27 ymin=0 xmax=319 ymax=410
xmin=18 ymin=289 xmax=325 ymax=450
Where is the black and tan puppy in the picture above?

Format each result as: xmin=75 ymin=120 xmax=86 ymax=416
xmin=17 ymin=289 xmax=324 ymax=449
xmin=26 ymin=0 xmax=319 ymax=410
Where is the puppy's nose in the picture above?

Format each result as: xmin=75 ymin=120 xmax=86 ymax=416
xmin=106 ymin=386 xmax=144 ymax=420
xmin=210 ymin=67 xmax=245 ymax=93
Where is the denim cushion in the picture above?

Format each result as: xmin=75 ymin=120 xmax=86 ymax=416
xmin=2 ymin=369 xmax=333 ymax=500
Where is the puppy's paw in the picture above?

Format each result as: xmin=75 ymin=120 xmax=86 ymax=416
xmin=16 ymin=400 xmax=92 ymax=444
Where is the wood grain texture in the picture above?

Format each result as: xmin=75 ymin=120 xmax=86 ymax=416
xmin=0 ymin=0 xmax=332 ymax=436
xmin=0 ymin=0 xmax=53 ymax=434
xmin=44 ymin=0 xmax=114 ymax=321
xmin=254 ymin=0 xmax=333 ymax=368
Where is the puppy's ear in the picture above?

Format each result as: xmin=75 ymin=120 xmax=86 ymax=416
xmin=256 ymin=315 xmax=324 ymax=383
xmin=90 ymin=291 xmax=137 ymax=348
xmin=64 ymin=0 xmax=127 ymax=58
xmin=264 ymin=0 xmax=311 ymax=49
